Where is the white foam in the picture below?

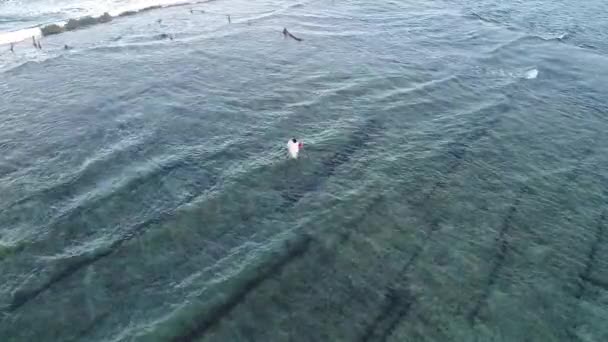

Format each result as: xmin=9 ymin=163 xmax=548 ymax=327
xmin=105 ymin=0 xmax=195 ymax=17
xmin=524 ymin=68 xmax=539 ymax=79
xmin=0 ymin=27 xmax=42 ymax=45
xmin=0 ymin=0 xmax=196 ymax=45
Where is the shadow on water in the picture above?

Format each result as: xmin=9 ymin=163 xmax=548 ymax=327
xmin=168 ymin=233 xmax=314 ymax=342
xmin=576 ymin=210 xmax=608 ymax=295
xmin=466 ymin=146 xmax=605 ymax=326
xmin=280 ymin=118 xmax=382 ymax=210
xmin=568 ymin=203 xmax=608 ymax=339
xmin=3 ymin=116 xmax=384 ymax=317
xmin=466 ymin=185 xmax=527 ymax=322
xmin=155 ymin=118 xmax=383 ymax=341
xmin=164 ymin=192 xmax=388 ymax=342
xmin=143 ymin=91 xmax=525 ymax=342
xmin=354 ymin=102 xmax=508 ymax=341
xmin=160 ymin=101 xmax=509 ymax=342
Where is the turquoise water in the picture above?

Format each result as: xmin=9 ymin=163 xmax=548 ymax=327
xmin=1 ymin=0 xmax=607 ymax=341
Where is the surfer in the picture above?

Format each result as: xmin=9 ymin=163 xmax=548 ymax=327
xmin=282 ymin=28 xmax=303 ymax=42
xmin=10 ymin=43 xmax=14 ymax=53
xmin=287 ymin=138 xmax=303 ymax=159
xmin=227 ymin=15 xmax=231 ymax=23
xmin=64 ymin=44 xmax=71 ymax=50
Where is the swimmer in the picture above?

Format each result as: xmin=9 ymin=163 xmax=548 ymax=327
xmin=10 ymin=43 xmax=14 ymax=53
xmin=32 ymin=36 xmax=41 ymax=49
xmin=282 ymin=28 xmax=303 ymax=42
xmin=287 ymin=138 xmax=303 ymax=159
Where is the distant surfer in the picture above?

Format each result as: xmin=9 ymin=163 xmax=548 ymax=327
xmin=158 ymin=33 xmax=174 ymax=40
xmin=64 ymin=44 xmax=71 ymax=50
xmin=287 ymin=138 xmax=303 ymax=159
xmin=10 ymin=43 xmax=14 ymax=53
xmin=227 ymin=15 xmax=231 ymax=24
xmin=282 ymin=28 xmax=303 ymax=42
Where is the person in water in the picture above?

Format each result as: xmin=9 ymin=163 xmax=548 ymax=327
xmin=31 ymin=36 xmax=41 ymax=49
xmin=10 ymin=43 xmax=14 ymax=53
xmin=282 ymin=28 xmax=303 ymax=42
xmin=287 ymin=138 xmax=303 ymax=159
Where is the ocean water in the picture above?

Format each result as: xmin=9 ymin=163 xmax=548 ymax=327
xmin=1 ymin=0 xmax=607 ymax=341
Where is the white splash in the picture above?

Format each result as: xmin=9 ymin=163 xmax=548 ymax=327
xmin=0 ymin=0 xmax=196 ymax=45
xmin=524 ymin=68 xmax=539 ymax=79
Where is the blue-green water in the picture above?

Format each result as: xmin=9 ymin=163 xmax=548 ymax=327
xmin=1 ymin=0 xmax=607 ymax=341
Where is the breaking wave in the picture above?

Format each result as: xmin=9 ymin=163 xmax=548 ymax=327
xmin=0 ymin=0 xmax=211 ymax=44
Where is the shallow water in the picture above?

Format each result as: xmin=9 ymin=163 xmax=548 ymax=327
xmin=1 ymin=0 xmax=607 ymax=341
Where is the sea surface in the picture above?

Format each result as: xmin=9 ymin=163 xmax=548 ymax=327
xmin=1 ymin=0 xmax=608 ymax=341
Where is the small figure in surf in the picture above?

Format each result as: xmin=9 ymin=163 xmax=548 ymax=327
xmin=287 ymin=138 xmax=304 ymax=159
xmin=227 ymin=15 xmax=231 ymax=24
xmin=10 ymin=43 xmax=14 ymax=53
xmin=158 ymin=33 xmax=174 ymax=40
xmin=32 ymin=36 xmax=41 ymax=49
xmin=282 ymin=28 xmax=303 ymax=42
xmin=64 ymin=44 xmax=71 ymax=50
